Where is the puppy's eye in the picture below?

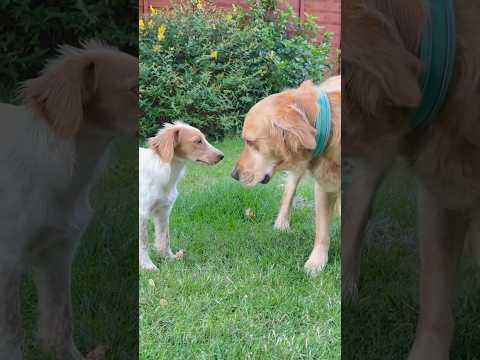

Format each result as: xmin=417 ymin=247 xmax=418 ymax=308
xmin=194 ymin=139 xmax=202 ymax=144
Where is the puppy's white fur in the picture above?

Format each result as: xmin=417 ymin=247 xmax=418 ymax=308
xmin=139 ymin=147 xmax=185 ymax=269
xmin=139 ymin=123 xmax=223 ymax=270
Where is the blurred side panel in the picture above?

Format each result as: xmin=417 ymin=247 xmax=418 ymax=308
xmin=341 ymin=0 xmax=480 ymax=359
xmin=0 ymin=1 xmax=139 ymax=359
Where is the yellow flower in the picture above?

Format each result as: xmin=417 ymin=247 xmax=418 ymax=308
xmin=157 ymin=24 xmax=166 ymax=41
xmin=226 ymin=14 xmax=233 ymax=22
xmin=210 ymin=50 xmax=218 ymax=60
xmin=197 ymin=0 xmax=204 ymax=10
xmin=139 ymin=19 xmax=145 ymax=32
xmin=149 ymin=5 xmax=158 ymax=15
xmin=153 ymin=44 xmax=162 ymax=53
xmin=147 ymin=19 xmax=154 ymax=29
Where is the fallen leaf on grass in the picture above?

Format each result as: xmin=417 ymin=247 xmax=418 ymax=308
xmin=159 ymin=298 xmax=168 ymax=306
xmin=175 ymin=249 xmax=185 ymax=259
xmin=148 ymin=279 xmax=156 ymax=288
xmin=245 ymin=208 xmax=256 ymax=220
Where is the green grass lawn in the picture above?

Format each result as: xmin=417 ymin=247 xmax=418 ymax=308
xmin=342 ymin=165 xmax=480 ymax=360
xmin=139 ymin=137 xmax=341 ymax=360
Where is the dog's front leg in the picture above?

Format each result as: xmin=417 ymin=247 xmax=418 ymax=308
xmin=408 ymin=184 xmax=466 ymax=360
xmin=139 ymin=215 xmax=158 ymax=270
xmin=154 ymin=206 xmax=175 ymax=258
xmin=0 ymin=262 xmax=24 ymax=360
xmin=304 ymin=183 xmax=337 ymax=274
xmin=33 ymin=240 xmax=84 ymax=360
xmin=342 ymin=160 xmax=386 ymax=299
xmin=274 ymin=171 xmax=303 ymax=231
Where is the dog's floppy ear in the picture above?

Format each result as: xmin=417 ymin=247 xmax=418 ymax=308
xmin=343 ymin=8 xmax=422 ymax=111
xmin=299 ymin=79 xmax=315 ymax=90
xmin=22 ymin=54 xmax=95 ymax=137
xmin=273 ymin=103 xmax=317 ymax=152
xmin=149 ymin=127 xmax=179 ymax=163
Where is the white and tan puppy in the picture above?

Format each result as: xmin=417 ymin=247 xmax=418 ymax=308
xmin=232 ymin=76 xmax=341 ymax=274
xmin=0 ymin=42 xmax=139 ymax=359
xmin=139 ymin=122 xmax=224 ymax=270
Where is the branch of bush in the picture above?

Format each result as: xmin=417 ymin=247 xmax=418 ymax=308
xmin=139 ymin=0 xmax=333 ymax=140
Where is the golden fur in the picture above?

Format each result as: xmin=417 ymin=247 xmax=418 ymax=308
xmin=148 ymin=121 xmax=224 ymax=165
xmin=343 ymin=1 xmax=480 ymax=359
xmin=233 ymin=76 xmax=341 ymax=274
xmin=21 ymin=40 xmax=139 ymax=138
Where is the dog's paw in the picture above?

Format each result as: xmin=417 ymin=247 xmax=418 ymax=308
xmin=140 ymin=258 xmax=159 ymax=271
xmin=274 ymin=217 xmax=290 ymax=231
xmin=408 ymin=337 xmax=450 ymax=360
xmin=342 ymin=267 xmax=360 ymax=301
xmin=54 ymin=343 xmax=85 ymax=360
xmin=342 ymin=279 xmax=359 ymax=302
xmin=304 ymin=251 xmax=328 ymax=275
xmin=162 ymin=251 xmax=176 ymax=259
xmin=156 ymin=246 xmax=175 ymax=259
xmin=86 ymin=344 xmax=109 ymax=360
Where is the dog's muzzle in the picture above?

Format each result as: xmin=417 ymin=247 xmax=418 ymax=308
xmin=231 ymin=166 xmax=240 ymax=181
xmin=260 ymin=174 xmax=271 ymax=184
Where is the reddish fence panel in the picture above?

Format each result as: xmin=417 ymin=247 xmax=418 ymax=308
xmin=305 ymin=0 xmax=340 ymax=50
xmin=140 ymin=0 xmax=340 ymax=50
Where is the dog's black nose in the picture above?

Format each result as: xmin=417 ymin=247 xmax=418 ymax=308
xmin=260 ymin=174 xmax=271 ymax=184
xmin=231 ymin=167 xmax=239 ymax=181
xmin=218 ymin=154 xmax=224 ymax=161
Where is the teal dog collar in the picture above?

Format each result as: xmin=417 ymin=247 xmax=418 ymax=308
xmin=411 ymin=0 xmax=456 ymax=129
xmin=312 ymin=89 xmax=332 ymax=158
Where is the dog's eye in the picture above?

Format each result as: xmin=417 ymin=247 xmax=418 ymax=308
xmin=194 ymin=139 xmax=202 ymax=144
xmin=246 ymin=140 xmax=257 ymax=149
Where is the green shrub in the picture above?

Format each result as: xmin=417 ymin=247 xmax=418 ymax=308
xmin=139 ymin=0 xmax=332 ymax=140
xmin=0 ymin=0 xmax=137 ymax=102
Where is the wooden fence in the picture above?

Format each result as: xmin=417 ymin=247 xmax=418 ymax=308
xmin=139 ymin=0 xmax=340 ymax=50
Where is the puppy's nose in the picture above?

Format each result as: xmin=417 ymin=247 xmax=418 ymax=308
xmin=218 ymin=153 xmax=224 ymax=161
xmin=231 ymin=166 xmax=239 ymax=181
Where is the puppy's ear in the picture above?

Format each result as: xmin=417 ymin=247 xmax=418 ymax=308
xmin=149 ymin=127 xmax=179 ymax=163
xmin=273 ymin=105 xmax=317 ymax=152
xmin=343 ymin=9 xmax=422 ymax=112
xmin=21 ymin=56 xmax=95 ymax=137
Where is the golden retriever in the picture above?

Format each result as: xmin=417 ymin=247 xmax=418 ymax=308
xmin=232 ymin=76 xmax=341 ymax=274
xmin=343 ymin=1 xmax=480 ymax=358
